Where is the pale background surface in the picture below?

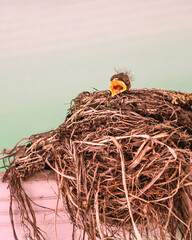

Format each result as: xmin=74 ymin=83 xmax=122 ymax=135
xmin=0 ymin=0 xmax=192 ymax=168
xmin=0 ymin=171 xmax=73 ymax=240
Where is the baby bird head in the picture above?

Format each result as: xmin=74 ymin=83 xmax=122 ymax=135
xmin=109 ymin=72 xmax=131 ymax=97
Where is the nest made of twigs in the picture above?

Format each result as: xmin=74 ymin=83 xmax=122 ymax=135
xmin=1 ymin=88 xmax=192 ymax=240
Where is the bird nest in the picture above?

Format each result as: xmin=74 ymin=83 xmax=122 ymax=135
xmin=1 ymin=88 xmax=192 ymax=240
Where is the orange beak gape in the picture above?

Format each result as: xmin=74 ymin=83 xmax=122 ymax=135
xmin=109 ymin=78 xmax=127 ymax=97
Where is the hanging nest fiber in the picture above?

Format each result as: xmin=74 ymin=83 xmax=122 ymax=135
xmin=1 ymin=88 xmax=192 ymax=240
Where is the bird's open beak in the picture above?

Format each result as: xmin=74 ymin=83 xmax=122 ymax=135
xmin=109 ymin=78 xmax=127 ymax=97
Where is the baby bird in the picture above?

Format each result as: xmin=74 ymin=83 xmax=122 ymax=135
xmin=109 ymin=72 xmax=131 ymax=97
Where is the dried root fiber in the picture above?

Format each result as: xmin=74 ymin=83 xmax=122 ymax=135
xmin=1 ymin=88 xmax=192 ymax=240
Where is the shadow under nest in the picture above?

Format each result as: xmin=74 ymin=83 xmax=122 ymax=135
xmin=1 ymin=89 xmax=192 ymax=240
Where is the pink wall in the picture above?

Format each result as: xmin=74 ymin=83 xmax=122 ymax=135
xmin=0 ymin=171 xmax=73 ymax=240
